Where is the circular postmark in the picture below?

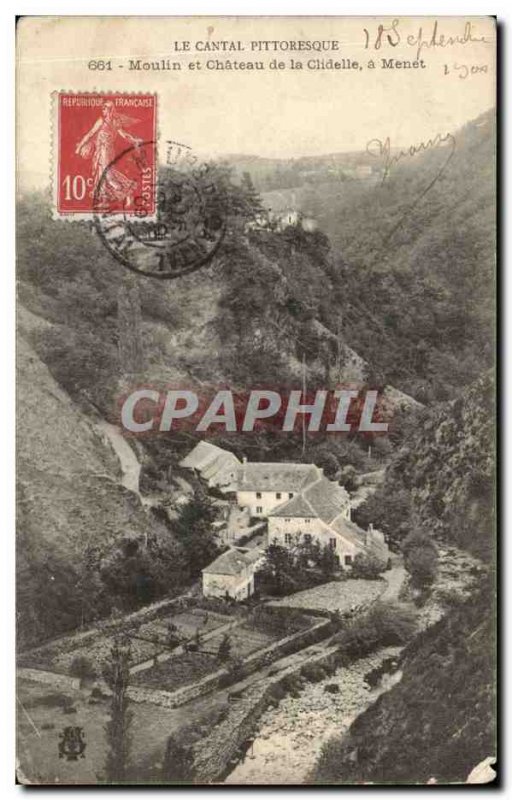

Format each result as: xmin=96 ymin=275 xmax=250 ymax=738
xmin=93 ymin=140 xmax=226 ymax=279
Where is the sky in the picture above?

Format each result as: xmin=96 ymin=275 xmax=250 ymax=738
xmin=17 ymin=15 xmax=496 ymax=190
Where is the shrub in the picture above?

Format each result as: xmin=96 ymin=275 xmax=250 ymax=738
xmin=31 ymin=692 xmax=74 ymax=710
xmin=351 ymin=552 xmax=387 ymax=580
xmin=366 ymin=602 xmax=417 ymax=645
xmin=402 ymin=530 xmax=438 ymax=558
xmin=269 ymin=683 xmax=286 ymax=703
xmin=281 ymin=674 xmax=302 ymax=694
xmin=300 ymin=663 xmax=327 ymax=683
xmin=334 ymin=602 xmax=417 ymax=658
xmin=90 ymin=685 xmax=109 ymax=701
xmin=405 ymin=546 xmax=439 ymax=589
xmin=69 ymin=654 xmax=97 ymax=685
xmin=339 ymin=465 xmax=359 ymax=492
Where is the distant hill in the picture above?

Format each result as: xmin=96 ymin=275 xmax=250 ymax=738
xmin=225 ymin=109 xmax=496 ymax=403
xmin=222 ymin=148 xmax=382 ymax=192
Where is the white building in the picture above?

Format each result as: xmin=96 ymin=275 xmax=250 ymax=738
xmin=182 ymin=442 xmax=389 ymax=590
xmin=236 ymin=459 xmax=323 ymax=518
xmin=180 ymin=441 xmax=240 ymax=491
xmin=268 ymin=481 xmax=388 ymax=568
xmin=202 ymin=548 xmax=263 ymax=600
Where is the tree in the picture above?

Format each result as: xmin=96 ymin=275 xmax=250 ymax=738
xmin=217 ymin=633 xmax=232 ymax=663
xmin=339 ymin=465 xmax=359 ymax=492
xmin=175 ymin=491 xmax=221 ymax=578
xmin=353 ymin=487 xmax=412 ymax=550
xmin=405 ymin=546 xmax=438 ymax=589
xmin=318 ymin=544 xmax=340 ymax=578
xmin=260 ymin=542 xmax=295 ymax=595
xmin=102 ymin=637 xmax=133 ymax=784
xmin=402 ymin=530 xmax=439 ymax=589
xmin=311 ymin=449 xmax=340 ymax=480
xmin=402 ymin=529 xmax=438 ymax=558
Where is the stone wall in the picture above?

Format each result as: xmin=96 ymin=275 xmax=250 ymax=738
xmin=18 ymin=593 xmax=192 ymax=669
xmin=192 ymin=643 xmax=342 ymax=783
xmin=126 ymin=619 xmax=332 ymax=710
xmin=17 ymin=668 xmax=80 ymax=692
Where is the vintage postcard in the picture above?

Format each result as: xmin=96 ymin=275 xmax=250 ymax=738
xmin=16 ymin=15 xmax=496 ymax=785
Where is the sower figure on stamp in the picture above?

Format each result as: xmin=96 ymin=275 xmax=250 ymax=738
xmin=75 ymin=100 xmax=143 ymax=208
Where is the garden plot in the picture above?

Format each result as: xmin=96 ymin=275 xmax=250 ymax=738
xmin=205 ymin=625 xmax=275 ymax=659
xmin=136 ymin=609 xmax=232 ymax=641
xmin=35 ymin=608 xmax=236 ymax=675
xmin=51 ymin=635 xmax=157 ymax=674
xmin=131 ymin=615 xmax=294 ymax=692
xmin=131 ymin=650 xmax=219 ymax=691
xmin=268 ymin=580 xmax=384 ymax=614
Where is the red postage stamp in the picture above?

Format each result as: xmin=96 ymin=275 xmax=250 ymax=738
xmin=53 ymin=92 xmax=157 ymax=218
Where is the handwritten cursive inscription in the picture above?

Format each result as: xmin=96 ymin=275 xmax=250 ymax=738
xmin=365 ymin=132 xmax=456 ymax=252
xmin=366 ymin=132 xmax=456 ymax=183
xmin=363 ymin=19 xmax=491 ymax=62
xmin=407 ymin=20 xmax=491 ymax=61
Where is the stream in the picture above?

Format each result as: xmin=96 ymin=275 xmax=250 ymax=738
xmin=225 ymin=645 xmax=403 ymax=785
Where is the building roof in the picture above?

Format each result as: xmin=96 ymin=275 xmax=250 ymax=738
xmin=330 ymin=516 xmax=389 ymax=559
xmin=330 ymin=514 xmax=368 ymax=548
xmin=238 ymin=462 xmax=320 ymax=493
xmin=202 ymin=548 xmax=256 ymax=576
xmin=304 ymin=477 xmax=350 ymax=524
xmin=201 ymin=452 xmax=238 ymax=482
xmin=180 ymin=441 xmax=225 ymax=469
xmin=269 ymin=493 xmax=316 ymax=518
xmin=180 ymin=442 xmax=240 ymax=483
xmin=269 ymin=476 xmax=349 ymax=524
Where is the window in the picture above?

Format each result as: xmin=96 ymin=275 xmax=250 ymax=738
xmin=304 ymin=518 xmax=311 ymax=524
xmin=256 ymin=506 xmax=263 ymax=514
xmin=285 ymin=533 xmax=292 ymax=544
xmin=276 ymin=492 xmax=282 ymax=499
xmin=256 ymin=492 xmax=262 ymax=499
xmin=288 ymin=492 xmax=293 ymax=499
xmin=329 ymin=538 xmax=337 ymax=550
xmin=344 ymin=554 xmax=353 ymax=566
xmin=304 ymin=533 xmax=312 ymax=545
xmin=284 ymin=518 xmax=291 ymax=523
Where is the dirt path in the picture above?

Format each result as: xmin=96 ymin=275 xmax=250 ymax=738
xmin=95 ymin=419 xmax=164 ymax=509
xmin=380 ymin=558 xmax=406 ymax=602
xmin=95 ymin=420 xmax=142 ymax=495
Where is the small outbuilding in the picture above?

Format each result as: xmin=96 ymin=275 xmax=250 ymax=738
xmin=202 ymin=548 xmax=262 ymax=601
